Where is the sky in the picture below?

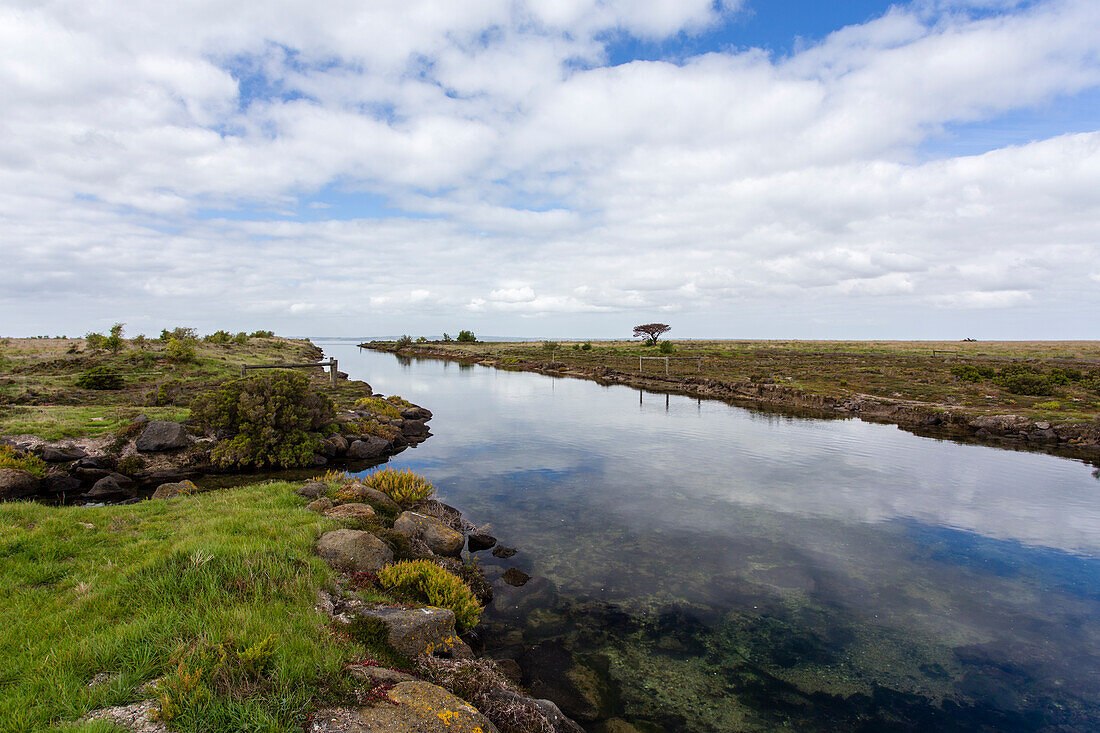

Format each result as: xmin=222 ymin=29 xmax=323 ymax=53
xmin=1 ymin=0 xmax=1099 ymax=340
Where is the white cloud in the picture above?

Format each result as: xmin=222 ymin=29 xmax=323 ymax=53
xmin=0 ymin=0 xmax=1098 ymax=337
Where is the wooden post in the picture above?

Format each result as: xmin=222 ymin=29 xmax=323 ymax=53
xmin=330 ymin=359 xmax=338 ymax=387
xmin=639 ymin=355 xmax=643 ymax=374
xmin=665 ymin=357 xmax=669 ymax=375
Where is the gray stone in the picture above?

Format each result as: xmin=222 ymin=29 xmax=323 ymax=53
xmin=359 ymin=487 xmax=401 ymax=514
xmin=485 ymin=687 xmax=585 ymax=733
xmin=296 ymin=481 xmax=330 ymax=499
xmin=324 ymin=502 xmax=376 ymax=521
xmin=151 ymin=480 xmax=197 ymax=500
xmin=346 ymin=663 xmax=420 ymax=686
xmin=316 ymin=529 xmax=393 ymax=572
xmin=394 ymin=511 xmax=464 ymax=557
xmin=306 ymin=497 xmax=334 ymax=513
xmin=468 ymin=532 xmax=497 ymax=552
xmin=492 ymin=545 xmax=517 ymax=559
xmin=86 ymin=476 xmax=136 ymax=500
xmin=401 ymin=419 xmax=430 ymax=437
xmin=42 ymin=473 xmax=82 ymax=495
xmin=36 ymin=445 xmax=88 ymax=462
xmin=502 ymin=568 xmax=530 ymax=587
xmin=135 ymin=421 xmax=190 ymax=452
xmin=82 ymin=700 xmax=168 ymax=733
xmin=310 ymin=682 xmax=497 ymax=733
xmin=0 ymin=468 xmax=41 ymax=500
xmin=355 ymin=606 xmax=473 ymax=659
xmin=347 ymin=437 xmax=392 ymax=460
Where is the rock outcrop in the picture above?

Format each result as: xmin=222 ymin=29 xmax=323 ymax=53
xmin=316 ymin=529 xmax=393 ymax=572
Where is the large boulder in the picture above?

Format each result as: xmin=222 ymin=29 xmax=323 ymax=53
xmin=347 ymin=437 xmax=392 ymax=460
xmin=355 ymin=605 xmax=473 ymax=660
xmin=310 ymin=681 xmax=497 ymax=733
xmin=36 ymin=445 xmax=88 ymax=462
xmin=393 ymin=511 xmax=464 ymax=557
xmin=296 ymin=481 xmax=329 ymax=499
xmin=468 ymin=532 xmax=497 ymax=552
xmin=0 ymin=468 xmax=41 ymax=500
xmin=41 ymin=473 xmax=82 ymax=495
xmin=306 ymin=497 xmax=334 ymax=513
xmin=316 ymin=529 xmax=393 ymax=572
xmin=323 ymin=503 xmax=376 ymax=522
xmin=85 ymin=475 xmax=136 ymax=501
xmin=151 ymin=480 xmax=198 ymax=500
xmin=401 ymin=419 xmax=430 ymax=437
xmin=135 ymin=421 xmax=190 ymax=452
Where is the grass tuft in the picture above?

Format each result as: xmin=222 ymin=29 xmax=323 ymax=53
xmin=361 ymin=468 xmax=434 ymax=506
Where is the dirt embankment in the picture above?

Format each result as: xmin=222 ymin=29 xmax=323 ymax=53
xmin=368 ymin=343 xmax=1100 ymax=461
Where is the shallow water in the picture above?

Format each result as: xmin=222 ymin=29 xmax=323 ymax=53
xmin=321 ymin=340 xmax=1100 ymax=732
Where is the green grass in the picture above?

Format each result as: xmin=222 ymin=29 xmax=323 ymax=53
xmin=0 ymin=406 xmax=191 ymax=441
xmin=0 ymin=482 xmax=366 ymax=732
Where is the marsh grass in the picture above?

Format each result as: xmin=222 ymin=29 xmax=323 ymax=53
xmin=0 ymin=482 xmax=364 ymax=732
xmin=361 ymin=468 xmax=434 ymax=506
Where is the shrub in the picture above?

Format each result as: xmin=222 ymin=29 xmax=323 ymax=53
xmin=658 ymin=340 xmax=675 ymax=354
xmin=542 ymin=341 xmax=559 ymax=351
xmin=350 ymin=418 xmax=401 ymax=440
xmin=166 ymin=337 xmax=197 ymax=363
xmin=442 ymin=333 xmax=453 ymax=342
xmin=395 ymin=335 xmax=413 ymax=348
xmin=158 ymin=635 xmax=278 ymax=722
xmin=456 ymin=330 xmax=476 ymax=343
xmin=994 ymin=372 xmax=1055 ymax=396
xmin=190 ymin=371 xmax=336 ymax=469
xmin=249 ymin=330 xmax=275 ymax=338
xmin=1048 ymin=368 xmax=1082 ymax=385
xmin=951 ymin=364 xmax=986 ymax=383
xmin=76 ymin=366 xmax=124 ymax=390
xmin=105 ymin=323 xmax=126 ymax=354
xmin=0 ymin=445 xmax=47 ymax=478
xmin=581 ymin=342 xmax=592 ymax=351
xmin=204 ymin=330 xmax=232 ymax=345
xmin=132 ymin=334 xmax=148 ymax=349
xmin=84 ymin=332 xmax=107 ymax=351
xmin=362 ymin=468 xmax=433 ymax=505
xmin=160 ymin=327 xmax=198 ymax=342
xmin=385 ymin=395 xmax=415 ymax=408
xmin=1033 ymin=401 xmax=1062 ymax=410
xmin=145 ymin=379 xmax=183 ymax=406
xmin=117 ymin=454 xmax=147 ymax=475
xmin=354 ymin=396 xmax=402 ymax=419
xmin=377 ymin=560 xmax=482 ymax=629
xmin=232 ymin=331 xmax=249 ymax=344
xmin=415 ymin=336 xmax=429 ymax=343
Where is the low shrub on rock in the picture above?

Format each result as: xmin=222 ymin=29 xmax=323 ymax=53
xmin=76 ymin=366 xmax=124 ymax=390
xmin=377 ymin=559 xmax=482 ymax=629
xmin=0 ymin=444 xmax=47 ymax=478
xmin=363 ymin=468 xmax=434 ymax=505
xmin=190 ymin=371 xmax=336 ymax=469
xmin=354 ymin=396 xmax=402 ymax=419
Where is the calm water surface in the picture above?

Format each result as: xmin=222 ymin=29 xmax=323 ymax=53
xmin=321 ymin=340 xmax=1100 ymax=732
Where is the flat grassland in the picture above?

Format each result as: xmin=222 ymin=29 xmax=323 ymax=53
xmin=388 ymin=339 xmax=1100 ymax=423
xmin=0 ymin=336 xmax=365 ymax=440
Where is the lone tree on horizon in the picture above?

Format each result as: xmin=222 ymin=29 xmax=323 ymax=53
xmin=633 ymin=323 xmax=671 ymax=345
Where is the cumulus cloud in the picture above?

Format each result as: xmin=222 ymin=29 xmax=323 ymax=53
xmin=0 ymin=0 xmax=1098 ymax=337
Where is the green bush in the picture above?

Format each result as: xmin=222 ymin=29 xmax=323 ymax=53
xmin=84 ymin=332 xmax=107 ymax=351
xmin=658 ymin=341 xmax=675 ymax=354
xmin=415 ymin=336 xmax=429 ymax=343
xmin=442 ymin=333 xmax=453 ymax=342
xmin=354 ymin=396 xmax=402 ymax=419
xmin=994 ymin=372 xmax=1055 ymax=396
xmin=166 ymin=337 xmax=197 ymax=363
xmin=76 ymin=366 xmax=124 ymax=390
xmin=581 ymin=342 xmax=592 ymax=351
xmin=249 ymin=330 xmax=275 ymax=338
xmin=204 ymin=330 xmax=232 ymax=345
xmin=105 ymin=322 xmax=126 ymax=354
xmin=395 ymin=335 xmax=413 ymax=348
xmin=133 ymin=334 xmax=148 ymax=349
xmin=190 ymin=371 xmax=336 ymax=469
xmin=0 ymin=444 xmax=47 ymax=478
xmin=160 ymin=327 xmax=198 ymax=342
xmin=362 ymin=468 xmax=434 ymax=505
xmin=232 ymin=332 xmax=249 ymax=345
xmin=543 ymin=341 xmax=559 ymax=351
xmin=456 ymin=330 xmax=476 ymax=343
xmin=377 ymin=560 xmax=482 ymax=629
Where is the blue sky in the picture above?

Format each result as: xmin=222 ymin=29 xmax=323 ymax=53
xmin=1 ymin=0 xmax=1099 ymax=338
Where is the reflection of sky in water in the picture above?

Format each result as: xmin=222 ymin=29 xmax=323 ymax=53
xmin=324 ymin=343 xmax=1100 ymax=556
xmin=321 ymin=343 xmax=1100 ymax=727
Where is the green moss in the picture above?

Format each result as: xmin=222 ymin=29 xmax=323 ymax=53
xmin=0 ymin=444 xmax=47 ymax=478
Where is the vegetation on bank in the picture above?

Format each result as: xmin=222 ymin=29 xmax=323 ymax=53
xmin=0 ymin=482 xmax=361 ymax=732
xmin=371 ymin=338 xmax=1100 ymax=423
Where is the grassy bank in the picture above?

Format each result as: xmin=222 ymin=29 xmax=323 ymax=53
xmin=374 ymin=339 xmax=1100 ymax=423
xmin=0 ymin=481 xmax=360 ymax=732
xmin=0 ymin=335 xmax=358 ymax=441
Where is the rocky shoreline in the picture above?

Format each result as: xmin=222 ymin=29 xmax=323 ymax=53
xmin=0 ymin=392 xmax=434 ymax=503
xmin=366 ymin=343 xmax=1100 ymax=462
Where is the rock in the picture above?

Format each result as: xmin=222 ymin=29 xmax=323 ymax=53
xmin=41 ymin=473 xmax=82 ymax=495
xmin=75 ymin=466 xmax=113 ymax=482
xmin=401 ymin=419 xmax=430 ymax=437
xmin=394 ymin=511 xmax=464 ymax=557
xmin=316 ymin=529 xmax=393 ymax=572
xmin=307 ymin=497 xmax=334 ymax=513
xmin=360 ymin=487 xmax=401 ymax=514
xmin=312 ymin=453 xmax=328 ymax=466
xmin=346 ymin=663 xmax=420 ymax=686
xmin=468 ymin=532 xmax=497 ymax=552
xmin=347 ymin=437 xmax=392 ymax=460
xmin=495 ymin=658 xmax=523 ymax=685
xmin=75 ymin=456 xmax=105 ymax=469
xmin=151 ymin=480 xmax=198 ymax=500
xmin=0 ymin=468 xmax=41 ymax=499
xmin=502 ymin=568 xmax=530 ymax=587
xmin=311 ymin=681 xmax=497 ymax=733
xmin=328 ymin=435 xmax=349 ymax=455
xmin=324 ymin=503 xmax=376 ymax=521
xmin=356 ymin=605 xmax=474 ymax=659
xmin=296 ymin=481 xmax=330 ymax=499
xmin=1035 ymin=421 xmax=1052 ymax=430
xmin=36 ymin=445 xmax=88 ymax=462
xmin=484 ymin=687 xmax=585 ymax=733
xmin=135 ymin=421 xmax=190 ymax=452
xmin=85 ymin=475 xmax=136 ymax=500
xmin=492 ymin=545 xmax=517 ymax=559
xmin=82 ymin=700 xmax=168 ymax=733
